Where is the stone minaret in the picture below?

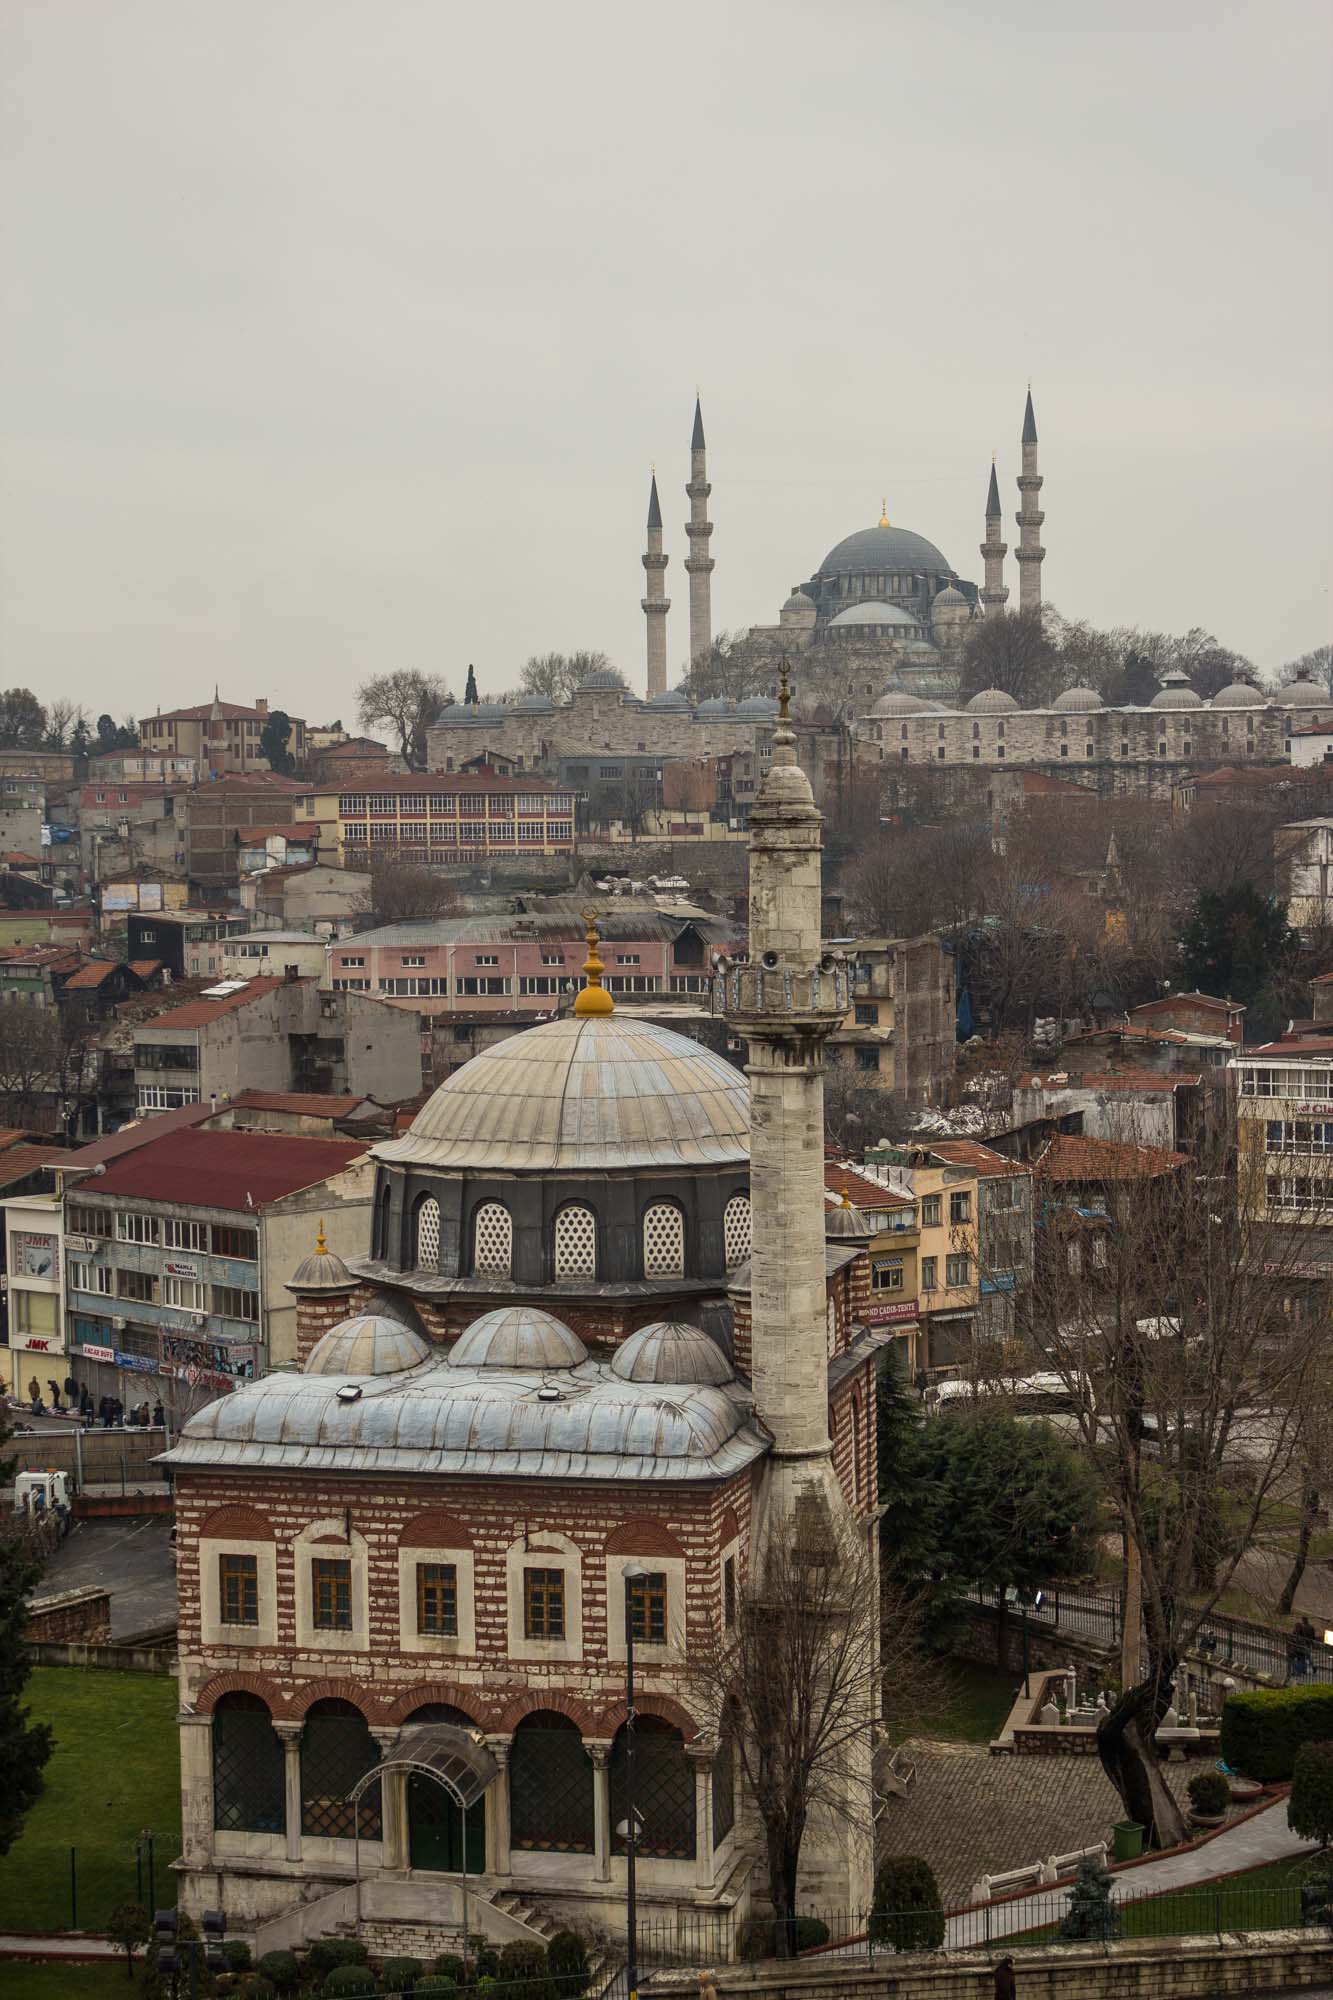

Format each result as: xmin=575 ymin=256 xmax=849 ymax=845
xmin=683 ymin=395 xmax=714 ymax=663
xmin=641 ymin=472 xmax=670 ymax=698
xmin=980 ymin=460 xmax=1009 ymax=615
xmin=1015 ymin=388 xmax=1045 ymax=615
xmin=723 ymin=671 xmax=846 ymax=1493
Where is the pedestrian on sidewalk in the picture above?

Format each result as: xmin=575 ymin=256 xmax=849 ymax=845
xmin=993 ymin=1955 xmax=1017 ymax=2000
xmin=47 ymin=1378 xmax=62 ymax=1412
xmin=27 ymin=1377 xmax=42 ymax=1413
xmin=1289 ymin=1615 xmax=1318 ymax=1681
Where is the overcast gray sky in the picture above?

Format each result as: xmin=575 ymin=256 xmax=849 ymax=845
xmin=2 ymin=0 xmax=1330 ymax=721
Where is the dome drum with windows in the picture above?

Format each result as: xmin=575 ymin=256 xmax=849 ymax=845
xmin=356 ymin=916 xmax=753 ymax=1304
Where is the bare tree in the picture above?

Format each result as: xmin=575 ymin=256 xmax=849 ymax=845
xmin=519 ymin=651 xmax=623 ymax=703
xmin=678 ymin=630 xmax=772 ymax=704
xmin=685 ymin=1491 xmax=901 ymax=1949
xmin=823 ymin=1064 xmax=916 ymax=1150
xmin=355 ymin=671 xmax=453 ymax=771
xmin=958 ymin=609 xmax=1064 ymax=706
xmin=356 ymin=851 xmax=461 ymax=925
xmin=0 ymin=1008 xmax=61 ymax=1127
xmin=1028 ymin=1116 xmax=1327 ymax=1847
xmin=1280 ymin=643 xmax=1333 ymax=693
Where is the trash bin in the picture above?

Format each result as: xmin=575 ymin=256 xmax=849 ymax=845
xmin=1112 ymin=1821 xmax=1144 ymax=1862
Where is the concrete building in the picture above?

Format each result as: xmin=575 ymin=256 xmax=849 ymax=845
xmin=218 ymin=933 xmax=332 ymax=983
xmin=3 ymin=1185 xmax=67 ymax=1399
xmin=0 ymin=776 xmax=45 ymax=862
xmin=328 ymin=912 xmax=735 ymax=1016
xmin=237 ymin=863 xmax=371 ymax=931
xmin=183 ymin=775 xmax=309 ymax=893
xmin=826 ymin=935 xmax=955 ymax=1108
xmin=131 ymin=977 xmax=423 ymax=1114
xmin=1276 ymin=819 xmax=1333 ymax=928
xmin=139 ymin=695 xmax=309 ymax=777
xmin=126 ymin=910 xmax=256 ymax=980
xmin=291 ymin=773 xmax=575 ymax=867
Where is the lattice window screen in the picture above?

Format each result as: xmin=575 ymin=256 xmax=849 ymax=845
xmin=611 ymin=1716 xmax=695 ymax=1859
xmin=212 ymin=1695 xmax=285 ymax=1834
xmin=300 ymin=1704 xmax=382 ymax=1839
xmin=554 ymin=1205 xmax=597 ymax=1278
xmin=643 ymin=1203 xmax=685 ymax=1278
xmin=723 ymin=1194 xmax=751 ymax=1271
xmin=510 ymin=1715 xmax=595 ymax=1852
xmin=415 ymin=1197 xmax=441 ymax=1271
xmin=473 ymin=1202 xmax=513 ymax=1277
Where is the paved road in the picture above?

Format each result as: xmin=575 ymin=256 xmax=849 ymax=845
xmin=39 ymin=1514 xmax=176 ymax=1638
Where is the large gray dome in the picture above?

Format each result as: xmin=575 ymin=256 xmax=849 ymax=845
xmin=374 ymin=1013 xmax=750 ymax=1172
xmin=819 ymin=524 xmax=952 ymax=576
xmin=829 ymin=602 xmax=921 ymax=630
xmin=1278 ymin=675 xmax=1328 ymax=710
xmin=965 ymin=688 xmax=1020 ymax=714
xmin=871 ymin=689 xmax=931 ymax=717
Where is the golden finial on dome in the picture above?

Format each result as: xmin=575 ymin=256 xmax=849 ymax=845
xmin=316 ymin=1219 xmax=327 ymax=1254
xmin=574 ymin=908 xmax=614 ymax=1017
xmin=879 ymin=498 xmax=890 ymax=527
xmin=841 ymin=1190 xmax=853 ymax=1209
xmin=777 ymin=664 xmax=792 ymax=723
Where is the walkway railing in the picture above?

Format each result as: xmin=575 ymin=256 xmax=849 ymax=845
xmin=961 ymin=1583 xmax=1333 ymax=1685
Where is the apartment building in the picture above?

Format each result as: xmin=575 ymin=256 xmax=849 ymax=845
xmin=827 ymin=934 xmax=955 ymax=1107
xmin=139 ymin=697 xmax=308 ymax=776
xmin=182 ymin=775 xmax=308 ymax=891
xmin=292 ymin=773 xmax=576 ymax=866
xmin=1235 ymin=1041 xmax=1333 ymax=1265
xmin=126 ymin=909 xmax=257 ymax=979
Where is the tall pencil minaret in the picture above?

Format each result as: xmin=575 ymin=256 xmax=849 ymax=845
xmin=684 ymin=395 xmax=714 ymax=663
xmin=1015 ymin=388 xmax=1045 ymax=615
xmin=641 ymin=472 xmax=670 ymax=697
xmin=980 ymin=460 xmax=1009 ymax=616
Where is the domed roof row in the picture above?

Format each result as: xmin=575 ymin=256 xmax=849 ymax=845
xmin=305 ymin=1302 xmax=733 ymax=1387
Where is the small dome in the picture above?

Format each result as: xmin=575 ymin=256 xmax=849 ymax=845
xmin=932 ymin=584 xmax=968 ymax=617
xmin=448 ymin=1306 xmax=588 ymax=1371
xmin=824 ymin=1198 xmax=879 ymax=1240
xmin=734 ymin=695 xmax=779 ymax=717
xmin=288 ymin=1228 xmax=353 ymax=1293
xmin=965 ymin=688 xmax=1020 ymax=714
xmin=1052 ymin=685 xmax=1103 ymax=713
xmin=1211 ymin=682 xmax=1266 ymax=708
xmin=513 ymin=693 xmax=556 ymax=713
xmin=871 ymin=688 xmax=930 ymax=717
xmin=649 ymin=687 xmax=691 ymax=709
xmin=1278 ymin=674 xmax=1328 ymax=710
xmin=576 ymin=667 xmax=626 ymax=693
xmin=696 ymin=697 xmax=734 ymax=717
xmin=829 ymin=602 xmax=921 ymax=630
xmin=453 ymin=701 xmax=510 ymax=722
xmin=305 ymin=1313 xmax=433 ymax=1377
xmin=782 ymin=590 xmax=815 ymax=612
xmin=1149 ymin=670 xmax=1203 ymax=710
xmin=611 ymin=1321 xmax=733 ymax=1386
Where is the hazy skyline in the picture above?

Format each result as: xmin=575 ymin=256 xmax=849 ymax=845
xmin=2 ymin=0 xmax=1330 ymax=723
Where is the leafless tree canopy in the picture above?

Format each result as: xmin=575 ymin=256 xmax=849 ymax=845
xmin=519 ymin=652 xmax=624 ymax=703
xmin=355 ymin=670 xmax=453 ymax=771
xmin=356 ymin=850 xmax=461 ymax=925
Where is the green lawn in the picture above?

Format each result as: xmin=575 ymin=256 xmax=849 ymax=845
xmin=1012 ymin=1852 xmax=1322 ymax=1943
xmin=0 ymin=1667 xmax=181 ymax=1933
xmin=884 ymin=1658 xmax=1019 ymax=1744
xmin=0 ymin=1961 xmax=147 ymax=1999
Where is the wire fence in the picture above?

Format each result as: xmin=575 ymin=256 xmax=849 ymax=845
xmin=962 ymin=1583 xmax=1333 ymax=1685
xmin=636 ymin=1879 xmax=1332 ymax=1966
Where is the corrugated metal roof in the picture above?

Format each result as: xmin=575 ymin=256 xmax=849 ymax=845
xmin=85 ymin=1128 xmax=368 ymax=1210
xmin=335 ymin=913 xmax=734 ymax=950
xmin=376 ymin=1015 xmax=749 ymax=1172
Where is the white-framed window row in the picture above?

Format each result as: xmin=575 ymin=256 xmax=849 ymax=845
xmin=605 ymin=1551 xmax=688 ymax=1664
xmin=293 ymin=1521 xmax=370 ymax=1654
xmin=397 ymin=1540 xmax=477 ymax=1657
xmin=68 ymin=1258 xmax=112 ymax=1296
xmin=505 ymin=1530 xmax=583 ymax=1663
xmin=199 ymin=1535 xmax=279 ymax=1648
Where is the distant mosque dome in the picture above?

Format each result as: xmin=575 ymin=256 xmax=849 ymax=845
xmin=648 ymin=687 xmax=691 ymax=710
xmin=448 ymin=1307 xmax=588 ymax=1371
xmin=1149 ymin=670 xmax=1203 ymax=710
xmin=829 ymin=602 xmax=922 ymax=631
xmin=1052 ymin=685 xmax=1104 ymax=712
xmin=1211 ymin=682 xmax=1266 ymax=708
xmin=1278 ymin=673 xmax=1328 ymax=710
xmin=734 ymin=695 xmax=779 ymax=717
xmin=819 ymin=524 xmax=953 ymax=577
xmin=512 ymin=693 xmax=556 ymax=713
xmin=305 ymin=1314 xmax=433 ymax=1378
xmin=696 ymin=697 xmax=734 ymax=718
xmin=965 ymin=688 xmax=1020 ymax=714
xmin=931 ymin=583 xmax=969 ymax=624
xmin=611 ymin=1321 xmax=734 ymax=1387
xmin=454 ymin=701 xmax=510 ymax=722
xmin=576 ymin=667 xmax=627 ymax=693
xmin=871 ymin=689 xmax=931 ymax=717
xmin=782 ymin=590 xmax=815 ymax=613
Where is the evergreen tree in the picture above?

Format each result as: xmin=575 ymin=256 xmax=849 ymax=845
xmin=1178 ymin=883 xmax=1292 ymax=1003
xmin=876 ymin=1353 xmax=945 ymax=1613
xmin=464 ymin=663 xmax=479 ymax=705
xmin=258 ymin=709 xmax=295 ymax=774
xmin=1058 ymin=1854 xmax=1121 ymax=1940
xmin=0 ymin=1413 xmax=53 ymax=1855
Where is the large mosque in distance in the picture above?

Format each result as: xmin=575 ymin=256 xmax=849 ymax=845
xmin=644 ymin=390 xmax=1045 ymax=699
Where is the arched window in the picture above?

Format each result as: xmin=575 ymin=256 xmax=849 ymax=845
xmin=643 ymin=1202 xmax=685 ymax=1279
xmin=414 ymin=1195 xmax=441 ymax=1272
xmin=300 ymin=1699 xmax=381 ymax=1839
xmin=723 ymin=1194 xmax=751 ymax=1271
xmin=510 ymin=1711 xmax=595 ymax=1853
xmin=472 ymin=1202 xmax=512 ymax=1278
xmin=376 ymin=1185 xmax=392 ymax=1261
xmin=611 ymin=1715 xmax=695 ymax=1859
xmin=553 ymin=1204 xmax=597 ymax=1279
xmin=213 ymin=1692 xmax=285 ymax=1834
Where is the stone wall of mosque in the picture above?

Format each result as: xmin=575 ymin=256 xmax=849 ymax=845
xmin=857 ymin=700 xmax=1328 ymax=773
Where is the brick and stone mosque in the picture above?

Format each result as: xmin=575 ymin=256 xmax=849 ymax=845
xmin=166 ymin=699 xmax=880 ymax=1959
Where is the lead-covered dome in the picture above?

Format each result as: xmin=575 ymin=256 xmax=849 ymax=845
xmin=611 ymin=1321 xmax=734 ymax=1386
xmin=374 ymin=1014 xmax=750 ymax=1172
xmin=871 ymin=689 xmax=930 ymax=717
xmin=829 ymin=602 xmax=922 ymax=630
xmin=1149 ymin=670 xmax=1203 ymax=709
xmin=819 ymin=524 xmax=951 ymax=576
xmin=1278 ymin=674 xmax=1327 ymax=710
xmin=1052 ymin=685 xmax=1103 ymax=712
xmin=965 ymin=688 xmax=1020 ymax=714
xmin=1211 ymin=682 xmax=1266 ymax=707
xmin=305 ymin=1313 xmax=433 ymax=1377
xmin=447 ymin=1307 xmax=587 ymax=1371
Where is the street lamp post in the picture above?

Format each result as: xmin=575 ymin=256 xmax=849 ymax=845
xmin=622 ymin=1563 xmax=648 ymax=2000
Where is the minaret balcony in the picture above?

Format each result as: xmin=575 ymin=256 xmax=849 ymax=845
xmin=642 ymin=552 xmax=669 ymax=572
xmin=684 ymin=516 xmax=714 ymax=536
xmin=715 ymin=959 xmax=849 ymax=1033
xmin=641 ymin=596 xmax=671 ymax=615
xmin=1014 ymin=546 xmax=1046 ymax=563
xmin=684 ymin=556 xmax=716 ymax=576
xmin=686 ymin=477 xmax=712 ymax=501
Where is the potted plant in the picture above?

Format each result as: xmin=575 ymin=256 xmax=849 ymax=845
xmin=1187 ymin=1770 xmax=1231 ymax=1827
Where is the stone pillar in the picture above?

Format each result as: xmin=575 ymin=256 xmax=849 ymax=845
xmin=372 ymin=1730 xmax=404 ymax=1871
xmin=684 ymin=396 xmax=714 ymax=664
xmin=980 ymin=461 xmax=1008 ymax=616
xmin=642 ymin=474 xmax=671 ymax=698
xmin=485 ymin=1736 xmax=512 ymax=1877
xmin=178 ymin=1711 xmax=215 ymax=1867
xmin=588 ymin=1740 xmax=612 ymax=1882
xmin=1015 ymin=389 xmax=1045 ymax=615
xmin=689 ymin=1743 xmax=715 ymax=1892
xmin=274 ymin=1720 xmax=304 ymax=1863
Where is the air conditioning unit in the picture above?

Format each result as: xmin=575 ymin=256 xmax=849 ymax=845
xmin=191 ymin=1312 xmax=207 ymax=1327
xmin=111 ymin=1316 xmax=127 ymax=1332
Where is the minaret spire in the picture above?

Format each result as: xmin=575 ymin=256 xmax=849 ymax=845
xmin=980 ymin=458 xmax=1009 ymax=616
xmin=641 ymin=472 xmax=670 ymax=697
xmin=1015 ymin=387 xmax=1045 ymax=614
xmin=684 ymin=395 xmax=714 ymax=664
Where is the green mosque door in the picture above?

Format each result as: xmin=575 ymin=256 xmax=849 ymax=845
xmin=407 ymin=1772 xmax=485 ymax=1873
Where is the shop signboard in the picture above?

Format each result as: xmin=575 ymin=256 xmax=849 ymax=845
xmin=861 ymin=1299 xmax=919 ymax=1327
xmin=160 ymin=1330 xmax=257 ymax=1381
xmin=12 ymin=1232 xmax=57 ymax=1279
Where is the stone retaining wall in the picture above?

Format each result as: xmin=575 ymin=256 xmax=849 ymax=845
xmin=24 ymin=1583 xmax=111 ymax=1645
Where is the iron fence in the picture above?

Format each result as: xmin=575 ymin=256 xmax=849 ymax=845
xmin=635 ymin=1880 xmax=1331 ymax=1967
xmin=963 ymin=1582 xmax=1333 ymax=1685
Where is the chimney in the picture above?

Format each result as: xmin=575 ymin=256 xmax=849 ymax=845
xmin=255 ymin=698 xmax=268 ymax=715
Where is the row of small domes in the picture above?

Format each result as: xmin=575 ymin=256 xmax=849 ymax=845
xmin=871 ymin=677 xmax=1327 ymax=719
xmin=304 ymin=1306 xmax=734 ymax=1388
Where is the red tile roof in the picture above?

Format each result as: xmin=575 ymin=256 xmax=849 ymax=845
xmin=1131 ymin=991 xmax=1239 ymax=1015
xmin=1 ymin=852 xmax=41 ymax=866
xmin=311 ymin=773 xmax=564 ymax=798
xmin=90 ymin=1128 xmax=367 ymax=1211
xmin=1249 ymin=1037 xmax=1333 ymax=1055
xmin=823 ymin=1164 xmax=912 ymax=1210
xmin=1035 ymin=1134 xmax=1187 ymax=1181
xmin=1017 ymin=772 xmax=1095 ymax=798
xmin=925 ymin=1139 xmax=1030 ymax=1178
xmin=149 ymin=699 xmax=271 ymax=721
xmin=136 ymin=976 xmax=291 ymax=1030
xmin=58 ymin=1101 xmax=219 ymax=1170
xmin=63 ymin=960 xmax=120 ymax=990
xmin=127 ymin=960 xmax=162 ymax=978
xmin=0 ymin=1144 xmax=66 ymax=1191
xmin=231 ymin=1090 xmax=366 ymax=1119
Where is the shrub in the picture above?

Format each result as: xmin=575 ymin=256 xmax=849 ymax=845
xmin=257 ymin=1952 xmax=302 ymax=1996
xmin=412 ymin=1981 xmax=458 ymax=1998
xmin=381 ymin=1956 xmax=423 ymax=1994
xmin=308 ymin=1939 xmax=371 ymax=1978
xmin=497 ymin=1941 xmax=551 ymax=1998
xmin=432 ymin=1955 xmax=466 ymax=1983
xmin=1220 ymin=1684 xmax=1333 ymax=1783
xmin=473 ymin=1948 xmax=500 ymax=1980
xmin=1187 ymin=1770 xmax=1231 ymax=1817
xmin=1290 ymin=1739 xmax=1333 ymax=1848
xmin=547 ymin=1930 xmax=591 ymax=1996
xmin=1058 ymin=1855 xmax=1121 ymax=1941
xmin=243 ymin=1983 xmax=277 ymax=2000
xmin=223 ymin=1942 xmax=253 ymax=1974
xmin=323 ymin=1968 xmax=377 ymax=1999
xmin=869 ymin=1855 xmax=945 ymax=1952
